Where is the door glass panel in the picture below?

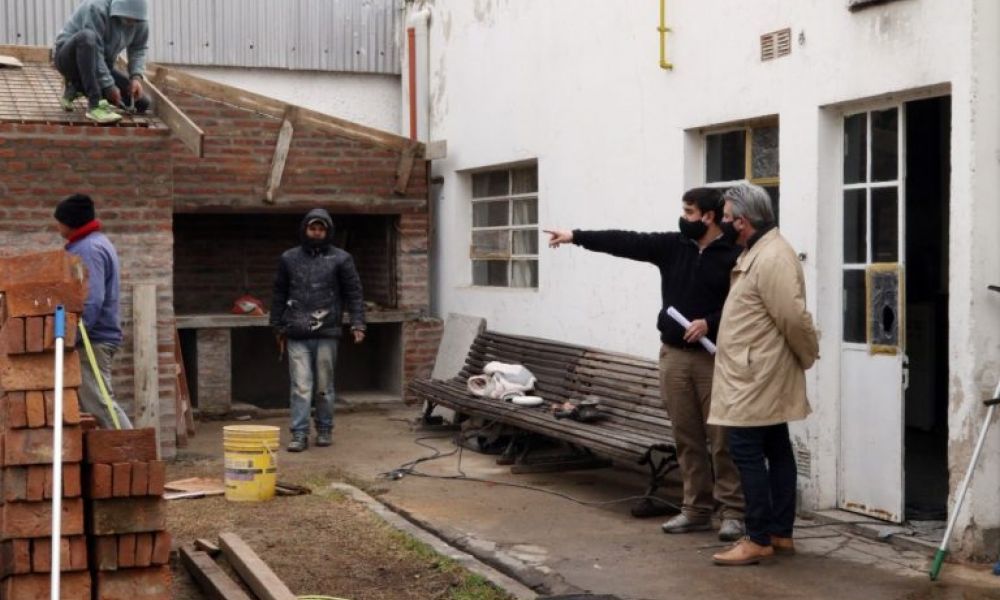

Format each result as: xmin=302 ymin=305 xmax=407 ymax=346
xmin=843 ymin=269 xmax=866 ymax=343
xmin=843 ymin=189 xmax=867 ymax=263
xmin=751 ymin=126 xmax=779 ymax=179
xmin=472 ymin=260 xmax=509 ymax=286
xmin=871 ymin=187 xmax=899 ymax=262
xmin=844 ymin=113 xmax=867 ymax=184
xmin=871 ymin=108 xmax=899 ymax=182
xmin=706 ymin=130 xmax=746 ymax=182
xmin=472 ymin=201 xmax=509 ymax=227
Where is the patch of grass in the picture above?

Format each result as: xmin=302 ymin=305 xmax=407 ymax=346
xmin=385 ymin=530 xmax=514 ymax=600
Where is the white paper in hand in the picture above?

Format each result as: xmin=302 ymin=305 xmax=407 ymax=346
xmin=666 ymin=306 xmax=717 ymax=355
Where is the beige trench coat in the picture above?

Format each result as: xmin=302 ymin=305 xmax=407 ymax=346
xmin=708 ymin=229 xmax=819 ymax=427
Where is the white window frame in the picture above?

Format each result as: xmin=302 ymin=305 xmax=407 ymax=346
xmin=469 ymin=164 xmax=539 ymax=289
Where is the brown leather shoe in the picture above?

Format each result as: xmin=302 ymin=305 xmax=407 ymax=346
xmin=712 ymin=538 xmax=774 ymax=566
xmin=771 ymin=536 xmax=795 ymax=554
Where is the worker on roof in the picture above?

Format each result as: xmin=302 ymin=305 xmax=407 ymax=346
xmin=53 ymin=0 xmax=151 ymax=125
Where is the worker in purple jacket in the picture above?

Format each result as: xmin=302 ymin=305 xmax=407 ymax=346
xmin=54 ymin=193 xmax=133 ymax=429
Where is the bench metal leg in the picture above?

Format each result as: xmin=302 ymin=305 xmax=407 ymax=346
xmin=640 ymin=444 xmax=679 ymax=498
xmin=412 ymin=400 xmax=461 ymax=432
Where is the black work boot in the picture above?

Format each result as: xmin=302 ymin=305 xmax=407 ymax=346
xmin=287 ymin=433 xmax=308 ymax=453
xmin=315 ymin=431 xmax=333 ymax=447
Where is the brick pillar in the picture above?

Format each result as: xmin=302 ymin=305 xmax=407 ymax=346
xmin=195 ymin=329 xmax=231 ymax=415
xmin=402 ymin=318 xmax=443 ymax=404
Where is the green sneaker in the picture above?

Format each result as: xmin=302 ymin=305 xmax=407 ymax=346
xmin=59 ymin=88 xmax=83 ymax=112
xmin=85 ymin=100 xmax=122 ymax=125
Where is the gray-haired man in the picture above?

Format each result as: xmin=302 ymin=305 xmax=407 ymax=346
xmin=709 ymin=183 xmax=819 ymax=566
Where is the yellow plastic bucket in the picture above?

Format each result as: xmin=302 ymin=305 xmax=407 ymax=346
xmin=223 ymin=425 xmax=280 ymax=502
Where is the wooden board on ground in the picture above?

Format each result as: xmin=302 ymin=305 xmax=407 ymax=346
xmin=219 ymin=532 xmax=296 ymax=600
xmin=180 ymin=546 xmax=254 ymax=600
xmin=165 ymin=477 xmax=225 ymax=496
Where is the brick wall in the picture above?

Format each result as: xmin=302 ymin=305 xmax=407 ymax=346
xmin=0 ymin=124 xmax=178 ymax=458
xmin=167 ymin=88 xmax=429 ymax=213
xmin=403 ymin=318 xmax=444 ymax=403
xmin=173 ymin=213 xmax=397 ymax=314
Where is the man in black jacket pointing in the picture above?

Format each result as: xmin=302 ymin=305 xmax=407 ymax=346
xmin=545 ymin=187 xmax=744 ymax=541
xmin=271 ymin=208 xmax=366 ymax=452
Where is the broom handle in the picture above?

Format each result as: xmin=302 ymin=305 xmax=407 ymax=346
xmin=50 ymin=306 xmax=66 ymax=600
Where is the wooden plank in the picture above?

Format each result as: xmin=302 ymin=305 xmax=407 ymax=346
xmin=219 ymin=532 xmax=296 ymax=600
xmin=0 ymin=45 xmax=50 ymax=63
xmin=180 ymin=546 xmax=254 ymax=600
xmin=393 ymin=146 xmax=416 ymax=195
xmin=194 ymin=538 xmax=220 ymax=556
xmin=132 ymin=283 xmax=160 ymax=452
xmin=264 ymin=106 xmax=297 ymax=204
xmin=174 ymin=328 xmax=195 ymax=447
xmin=145 ymin=74 xmax=204 ymax=157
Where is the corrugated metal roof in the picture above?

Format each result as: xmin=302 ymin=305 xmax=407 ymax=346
xmin=0 ymin=0 xmax=402 ymax=74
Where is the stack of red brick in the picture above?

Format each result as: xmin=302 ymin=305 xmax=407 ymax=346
xmin=86 ymin=428 xmax=171 ymax=599
xmin=0 ymin=251 xmax=91 ymax=599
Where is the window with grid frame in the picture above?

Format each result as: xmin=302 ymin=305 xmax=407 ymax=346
xmin=704 ymin=122 xmax=780 ymax=224
xmin=470 ymin=164 xmax=539 ymax=288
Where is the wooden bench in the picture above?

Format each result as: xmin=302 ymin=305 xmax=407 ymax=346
xmin=408 ymin=330 xmax=678 ymax=497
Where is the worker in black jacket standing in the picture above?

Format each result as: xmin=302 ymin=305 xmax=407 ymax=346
xmin=271 ymin=208 xmax=366 ymax=452
xmin=545 ymin=187 xmax=744 ymax=542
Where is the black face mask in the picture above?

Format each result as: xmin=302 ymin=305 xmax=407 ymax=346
xmin=720 ymin=221 xmax=739 ymax=244
xmin=678 ymin=217 xmax=708 ymax=241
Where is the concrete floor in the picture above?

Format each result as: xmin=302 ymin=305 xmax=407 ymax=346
xmin=181 ymin=407 xmax=1000 ymax=600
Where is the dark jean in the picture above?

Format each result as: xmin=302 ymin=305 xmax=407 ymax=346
xmin=727 ymin=423 xmax=797 ymax=546
xmin=54 ymin=31 xmax=145 ymax=109
xmin=287 ymin=338 xmax=339 ymax=435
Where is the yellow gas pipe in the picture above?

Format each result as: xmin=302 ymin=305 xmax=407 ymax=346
xmin=659 ymin=0 xmax=673 ymax=70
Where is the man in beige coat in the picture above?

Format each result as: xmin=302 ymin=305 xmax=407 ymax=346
xmin=709 ymin=183 xmax=819 ymax=566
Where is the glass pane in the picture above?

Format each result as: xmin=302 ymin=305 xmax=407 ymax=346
xmin=512 ymin=198 xmax=538 ymax=225
xmin=764 ymin=186 xmax=780 ymax=227
xmin=843 ymin=189 xmax=866 ymax=263
xmin=511 ymin=166 xmax=538 ymax=194
xmin=706 ymin=130 xmax=746 ymax=182
xmin=871 ymin=187 xmax=899 ymax=262
xmin=751 ymin=126 xmax=779 ymax=179
xmin=843 ymin=269 xmax=866 ymax=343
xmin=512 ymin=230 xmax=539 ymax=255
xmin=472 ymin=170 xmax=510 ymax=198
xmin=472 ymin=260 xmax=509 ymax=287
xmin=843 ymin=113 xmax=867 ymax=184
xmin=472 ymin=201 xmax=509 ymax=227
xmin=471 ymin=230 xmax=510 ymax=259
xmin=871 ymin=108 xmax=899 ymax=182
xmin=511 ymin=260 xmax=538 ymax=288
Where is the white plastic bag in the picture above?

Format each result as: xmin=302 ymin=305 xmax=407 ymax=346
xmin=467 ymin=361 xmax=537 ymax=399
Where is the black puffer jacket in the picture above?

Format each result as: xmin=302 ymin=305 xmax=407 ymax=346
xmin=270 ymin=209 xmax=366 ymax=339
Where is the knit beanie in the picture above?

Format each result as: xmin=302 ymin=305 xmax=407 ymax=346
xmin=54 ymin=194 xmax=96 ymax=229
xmin=110 ymin=0 xmax=148 ymax=21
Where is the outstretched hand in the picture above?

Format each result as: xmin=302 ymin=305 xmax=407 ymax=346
xmin=544 ymin=229 xmax=573 ymax=248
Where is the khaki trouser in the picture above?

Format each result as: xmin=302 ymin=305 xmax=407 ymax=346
xmin=659 ymin=344 xmax=743 ymax=519
xmin=79 ymin=343 xmax=133 ymax=430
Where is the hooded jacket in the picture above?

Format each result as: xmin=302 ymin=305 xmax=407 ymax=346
xmin=55 ymin=0 xmax=149 ymax=91
xmin=269 ymin=209 xmax=366 ymax=339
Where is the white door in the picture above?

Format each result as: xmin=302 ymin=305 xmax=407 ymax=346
xmin=839 ymin=106 xmax=906 ymax=523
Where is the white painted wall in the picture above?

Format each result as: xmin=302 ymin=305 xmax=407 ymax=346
xmin=420 ymin=0 xmax=1000 ymax=557
xmin=175 ymin=66 xmax=402 ymax=134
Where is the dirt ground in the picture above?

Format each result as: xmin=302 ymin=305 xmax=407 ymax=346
xmin=165 ymin=446 xmax=512 ymax=600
